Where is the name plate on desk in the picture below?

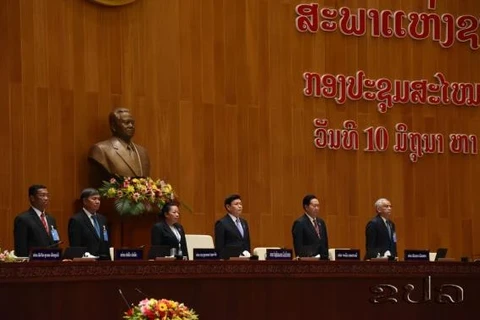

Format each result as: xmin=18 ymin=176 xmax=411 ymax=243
xmin=115 ymin=249 xmax=144 ymax=260
xmin=404 ymin=250 xmax=429 ymax=261
xmin=335 ymin=249 xmax=360 ymax=260
xmin=30 ymin=248 xmax=62 ymax=261
xmin=193 ymin=248 xmax=218 ymax=260
xmin=266 ymin=249 xmax=293 ymax=260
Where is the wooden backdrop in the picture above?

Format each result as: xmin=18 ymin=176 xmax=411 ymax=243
xmin=1 ymin=0 xmax=479 ymax=259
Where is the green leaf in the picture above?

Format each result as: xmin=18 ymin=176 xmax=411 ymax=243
xmin=115 ymin=198 xmax=133 ymax=216
xmin=129 ymin=202 xmax=146 ymax=216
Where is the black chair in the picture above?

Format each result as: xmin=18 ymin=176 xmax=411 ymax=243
xmin=220 ymin=245 xmax=244 ymax=259
xmin=148 ymin=245 xmax=171 ymax=259
xmin=435 ymin=248 xmax=448 ymax=261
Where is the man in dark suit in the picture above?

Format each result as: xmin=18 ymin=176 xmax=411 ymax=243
xmin=214 ymin=194 xmax=251 ymax=258
xmin=88 ymin=108 xmax=150 ymax=180
xmin=151 ymin=202 xmax=188 ymax=259
xmin=14 ymin=184 xmax=60 ymax=257
xmin=292 ymin=194 xmax=329 ymax=259
xmin=68 ymin=188 xmax=110 ymax=258
xmin=365 ymin=198 xmax=397 ymax=259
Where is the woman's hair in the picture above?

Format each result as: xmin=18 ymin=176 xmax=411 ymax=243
xmin=158 ymin=201 xmax=178 ymax=220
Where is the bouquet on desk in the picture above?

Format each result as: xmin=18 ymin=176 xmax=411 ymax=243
xmin=99 ymin=176 xmax=177 ymax=216
xmin=0 ymin=248 xmax=17 ymax=262
xmin=124 ymin=298 xmax=199 ymax=320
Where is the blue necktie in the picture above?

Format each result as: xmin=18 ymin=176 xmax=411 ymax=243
xmin=236 ymin=219 xmax=244 ymax=238
xmin=92 ymin=215 xmax=101 ymax=238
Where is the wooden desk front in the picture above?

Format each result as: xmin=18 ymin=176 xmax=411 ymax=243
xmin=1 ymin=261 xmax=478 ymax=320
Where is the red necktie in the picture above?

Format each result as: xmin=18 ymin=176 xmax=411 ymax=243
xmin=40 ymin=213 xmax=49 ymax=234
xmin=313 ymin=219 xmax=321 ymax=239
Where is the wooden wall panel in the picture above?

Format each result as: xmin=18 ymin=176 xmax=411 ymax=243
xmin=0 ymin=0 xmax=479 ymax=260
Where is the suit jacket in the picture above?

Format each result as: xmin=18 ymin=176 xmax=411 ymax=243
xmin=14 ymin=208 xmax=59 ymax=257
xmin=88 ymin=136 xmax=150 ymax=178
xmin=68 ymin=210 xmax=110 ymax=258
xmin=365 ymin=215 xmax=397 ymax=259
xmin=151 ymin=220 xmax=188 ymax=259
xmin=214 ymin=214 xmax=251 ymax=257
xmin=292 ymin=214 xmax=329 ymax=259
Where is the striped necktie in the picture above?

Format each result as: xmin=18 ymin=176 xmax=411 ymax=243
xmin=313 ymin=218 xmax=321 ymax=239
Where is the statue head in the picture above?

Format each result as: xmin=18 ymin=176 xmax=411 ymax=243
xmin=88 ymin=107 xmax=151 ymax=183
xmin=109 ymin=108 xmax=135 ymax=143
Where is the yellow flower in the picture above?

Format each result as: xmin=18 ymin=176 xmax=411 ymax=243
xmin=126 ymin=185 xmax=135 ymax=193
xmin=158 ymin=302 xmax=167 ymax=312
xmin=132 ymin=178 xmax=139 ymax=184
xmin=107 ymin=188 xmax=116 ymax=197
xmin=162 ymin=184 xmax=172 ymax=193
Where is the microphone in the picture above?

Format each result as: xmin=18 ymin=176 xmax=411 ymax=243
xmin=47 ymin=240 xmax=63 ymax=248
xmin=118 ymin=288 xmax=133 ymax=309
xmin=135 ymin=288 xmax=149 ymax=298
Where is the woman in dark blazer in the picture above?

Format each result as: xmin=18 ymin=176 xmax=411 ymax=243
xmin=151 ymin=202 xmax=188 ymax=259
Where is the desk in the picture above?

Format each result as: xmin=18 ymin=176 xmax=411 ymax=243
xmin=1 ymin=261 xmax=479 ymax=320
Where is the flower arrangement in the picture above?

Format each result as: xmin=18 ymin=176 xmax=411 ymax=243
xmin=0 ymin=248 xmax=17 ymax=262
xmin=124 ymin=298 xmax=199 ymax=320
xmin=99 ymin=176 xmax=177 ymax=216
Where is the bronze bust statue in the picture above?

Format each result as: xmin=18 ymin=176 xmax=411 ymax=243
xmin=88 ymin=108 xmax=151 ymax=179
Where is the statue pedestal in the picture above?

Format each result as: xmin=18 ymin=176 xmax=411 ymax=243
xmin=102 ymin=199 xmax=157 ymax=247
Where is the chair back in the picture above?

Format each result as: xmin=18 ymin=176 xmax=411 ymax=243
xmin=185 ymin=234 xmax=214 ymax=260
xmin=329 ymin=248 xmax=351 ymax=261
xmin=253 ymin=247 xmax=282 ymax=260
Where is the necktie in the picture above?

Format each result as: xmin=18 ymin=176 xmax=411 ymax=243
xmin=40 ymin=213 xmax=49 ymax=233
xmin=313 ymin=218 xmax=321 ymax=239
xmin=91 ymin=214 xmax=101 ymax=238
xmin=386 ymin=221 xmax=392 ymax=240
xmin=236 ymin=219 xmax=244 ymax=238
